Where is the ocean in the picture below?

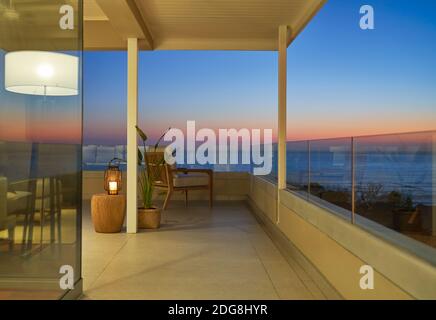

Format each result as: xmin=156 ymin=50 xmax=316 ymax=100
xmin=83 ymin=147 xmax=434 ymax=206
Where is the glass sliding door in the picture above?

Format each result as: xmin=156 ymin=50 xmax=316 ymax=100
xmin=0 ymin=0 xmax=82 ymax=299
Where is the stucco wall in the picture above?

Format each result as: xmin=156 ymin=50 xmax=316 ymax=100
xmin=83 ymin=171 xmax=249 ymax=201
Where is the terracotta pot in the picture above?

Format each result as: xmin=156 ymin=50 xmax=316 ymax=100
xmin=138 ymin=207 xmax=161 ymax=229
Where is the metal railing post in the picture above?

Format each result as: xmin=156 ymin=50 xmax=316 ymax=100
xmin=308 ymin=140 xmax=311 ymax=199
xmin=432 ymin=132 xmax=436 ymax=236
xmin=351 ymin=137 xmax=356 ymax=224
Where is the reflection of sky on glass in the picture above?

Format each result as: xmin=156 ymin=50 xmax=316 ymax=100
xmin=1 ymin=0 xmax=436 ymax=145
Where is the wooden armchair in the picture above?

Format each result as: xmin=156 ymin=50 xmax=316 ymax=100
xmin=146 ymin=152 xmax=213 ymax=210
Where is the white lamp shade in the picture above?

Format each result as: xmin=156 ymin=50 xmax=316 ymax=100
xmin=5 ymin=51 xmax=79 ymax=96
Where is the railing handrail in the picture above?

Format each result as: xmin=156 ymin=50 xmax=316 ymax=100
xmin=286 ymin=129 xmax=436 ymax=144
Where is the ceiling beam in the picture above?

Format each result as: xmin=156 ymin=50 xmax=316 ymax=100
xmin=154 ymin=38 xmax=277 ymax=51
xmin=95 ymin=0 xmax=153 ymax=49
xmin=126 ymin=0 xmax=154 ymax=48
xmin=287 ymin=0 xmax=327 ymax=47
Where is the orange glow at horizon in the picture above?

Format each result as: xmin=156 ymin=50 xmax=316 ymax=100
xmin=286 ymin=111 xmax=436 ymax=142
xmin=0 ymin=118 xmax=81 ymax=144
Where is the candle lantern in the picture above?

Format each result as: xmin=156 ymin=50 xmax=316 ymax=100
xmin=104 ymin=159 xmax=122 ymax=195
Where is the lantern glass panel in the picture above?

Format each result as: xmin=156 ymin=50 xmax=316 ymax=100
xmin=104 ymin=166 xmax=122 ymax=195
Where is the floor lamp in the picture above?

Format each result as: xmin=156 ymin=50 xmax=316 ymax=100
xmin=4 ymin=50 xmax=79 ymax=252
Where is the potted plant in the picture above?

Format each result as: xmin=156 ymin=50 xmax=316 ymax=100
xmin=136 ymin=126 xmax=169 ymax=229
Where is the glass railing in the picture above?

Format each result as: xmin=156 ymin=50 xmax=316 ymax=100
xmin=286 ymin=141 xmax=309 ymax=193
xmin=309 ymin=138 xmax=352 ymax=216
xmin=286 ymin=131 xmax=436 ymax=262
xmin=83 ymin=145 xmax=272 ymax=174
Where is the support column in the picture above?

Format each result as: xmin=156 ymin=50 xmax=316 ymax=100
xmin=277 ymin=25 xmax=288 ymax=223
xmin=278 ymin=25 xmax=288 ymax=190
xmin=127 ymin=38 xmax=138 ymax=234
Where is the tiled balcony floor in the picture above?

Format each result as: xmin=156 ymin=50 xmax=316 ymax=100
xmin=82 ymin=201 xmax=340 ymax=300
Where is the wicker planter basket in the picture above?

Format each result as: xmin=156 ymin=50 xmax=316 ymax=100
xmin=138 ymin=207 xmax=161 ymax=229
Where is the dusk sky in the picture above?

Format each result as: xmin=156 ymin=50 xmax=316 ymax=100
xmin=1 ymin=0 xmax=435 ymax=145
xmin=83 ymin=0 xmax=436 ymax=145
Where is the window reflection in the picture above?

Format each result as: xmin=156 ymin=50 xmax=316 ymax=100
xmin=0 ymin=0 xmax=82 ymax=300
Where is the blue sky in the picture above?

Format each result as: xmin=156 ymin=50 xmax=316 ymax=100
xmin=83 ymin=0 xmax=436 ymax=145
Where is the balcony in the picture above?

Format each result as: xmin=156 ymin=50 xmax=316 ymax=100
xmin=82 ymin=200 xmax=340 ymax=300
xmin=1 ymin=0 xmax=436 ymax=302
xmin=2 ymin=129 xmax=435 ymax=300
xmin=80 ymin=128 xmax=436 ymax=300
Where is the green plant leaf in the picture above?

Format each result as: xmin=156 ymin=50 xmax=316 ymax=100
xmin=135 ymin=125 xmax=148 ymax=142
xmin=154 ymin=127 xmax=171 ymax=151
xmin=135 ymin=126 xmax=173 ymax=209
xmin=137 ymin=148 xmax=143 ymax=166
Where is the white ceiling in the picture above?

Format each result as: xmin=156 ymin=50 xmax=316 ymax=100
xmin=84 ymin=0 xmax=326 ymax=51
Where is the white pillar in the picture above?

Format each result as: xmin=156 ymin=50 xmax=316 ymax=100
xmin=127 ymin=38 xmax=138 ymax=234
xmin=278 ymin=25 xmax=288 ymax=191
xmin=277 ymin=25 xmax=288 ymax=223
